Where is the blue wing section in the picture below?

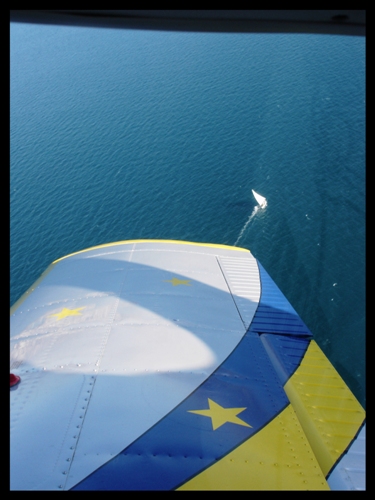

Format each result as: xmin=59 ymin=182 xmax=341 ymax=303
xmin=253 ymin=262 xmax=313 ymax=337
xmin=260 ymin=334 xmax=310 ymax=385
xmin=254 ymin=262 xmax=312 ymax=385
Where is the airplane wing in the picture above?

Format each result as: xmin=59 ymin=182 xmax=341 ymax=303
xmin=10 ymin=10 xmax=365 ymax=36
xmin=10 ymin=240 xmax=365 ymax=490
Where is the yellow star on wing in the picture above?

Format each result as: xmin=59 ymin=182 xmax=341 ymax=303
xmin=49 ymin=307 xmax=85 ymax=321
xmin=188 ymin=398 xmax=252 ymax=430
xmin=164 ymin=277 xmax=191 ymax=286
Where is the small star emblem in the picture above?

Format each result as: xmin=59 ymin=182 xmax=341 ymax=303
xmin=164 ymin=277 xmax=191 ymax=286
xmin=49 ymin=307 xmax=85 ymax=321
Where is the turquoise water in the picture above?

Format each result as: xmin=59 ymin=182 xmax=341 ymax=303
xmin=10 ymin=24 xmax=365 ymax=407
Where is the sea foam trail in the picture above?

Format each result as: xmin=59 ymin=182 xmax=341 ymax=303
xmin=234 ymin=205 xmax=259 ymax=246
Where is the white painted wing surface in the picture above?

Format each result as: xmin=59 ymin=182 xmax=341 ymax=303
xmin=10 ymin=240 xmax=260 ymax=490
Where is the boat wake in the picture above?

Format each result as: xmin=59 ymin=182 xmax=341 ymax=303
xmin=234 ymin=205 xmax=259 ymax=246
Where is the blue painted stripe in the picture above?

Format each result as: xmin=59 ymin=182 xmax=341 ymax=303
xmin=72 ymin=330 xmax=290 ymax=490
xmin=260 ymin=334 xmax=310 ymax=384
xmin=251 ymin=263 xmax=312 ymax=337
xmin=71 ymin=259 xmax=311 ymax=490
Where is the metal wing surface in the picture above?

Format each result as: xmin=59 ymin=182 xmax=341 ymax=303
xmin=10 ymin=240 xmax=365 ymax=490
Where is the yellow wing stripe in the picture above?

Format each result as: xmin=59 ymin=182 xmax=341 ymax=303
xmin=10 ymin=261 xmax=57 ymax=314
xmin=284 ymin=340 xmax=365 ymax=476
xmin=52 ymin=239 xmax=249 ymax=263
xmin=178 ymin=404 xmax=329 ymax=490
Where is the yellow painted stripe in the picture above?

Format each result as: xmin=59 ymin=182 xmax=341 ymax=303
xmin=284 ymin=340 xmax=365 ymax=477
xmin=52 ymin=239 xmax=249 ymax=263
xmin=178 ymin=404 xmax=329 ymax=490
xmin=10 ymin=262 xmax=57 ymax=314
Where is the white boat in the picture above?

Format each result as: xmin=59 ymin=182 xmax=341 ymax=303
xmin=252 ymin=189 xmax=267 ymax=208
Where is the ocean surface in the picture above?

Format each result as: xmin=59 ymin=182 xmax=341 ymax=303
xmin=10 ymin=23 xmax=365 ymax=408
